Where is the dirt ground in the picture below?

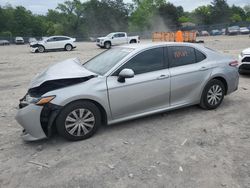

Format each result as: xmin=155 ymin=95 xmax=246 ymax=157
xmin=0 ymin=36 xmax=249 ymax=188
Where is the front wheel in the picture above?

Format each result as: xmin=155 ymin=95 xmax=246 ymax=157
xmin=56 ymin=101 xmax=101 ymax=141
xmin=37 ymin=45 xmax=45 ymax=53
xmin=104 ymin=42 xmax=111 ymax=49
xmin=200 ymin=79 xmax=225 ymax=110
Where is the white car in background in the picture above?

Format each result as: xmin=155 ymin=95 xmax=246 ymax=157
xmin=30 ymin=36 xmax=76 ymax=53
xmin=15 ymin=37 xmax=25 ymax=44
xmin=240 ymin=27 xmax=250 ymax=35
xmin=96 ymin=32 xmax=140 ymax=49
xmin=239 ymin=48 xmax=250 ymax=74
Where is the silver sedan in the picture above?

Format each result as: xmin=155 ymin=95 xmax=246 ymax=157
xmin=16 ymin=43 xmax=239 ymax=141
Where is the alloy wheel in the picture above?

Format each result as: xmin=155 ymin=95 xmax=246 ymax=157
xmin=207 ymin=84 xmax=223 ymax=106
xmin=65 ymin=108 xmax=95 ymax=137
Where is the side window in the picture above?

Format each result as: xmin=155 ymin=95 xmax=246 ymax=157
xmin=118 ymin=33 xmax=125 ymax=37
xmin=168 ymin=46 xmax=196 ymax=68
xmin=195 ymin=49 xmax=206 ymax=62
xmin=56 ymin=37 xmax=69 ymax=41
xmin=47 ymin=37 xmax=56 ymax=42
xmin=113 ymin=34 xmax=119 ymax=38
xmin=116 ymin=47 xmax=165 ymax=75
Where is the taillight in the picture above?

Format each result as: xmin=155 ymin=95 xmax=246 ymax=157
xmin=229 ymin=61 xmax=238 ymax=67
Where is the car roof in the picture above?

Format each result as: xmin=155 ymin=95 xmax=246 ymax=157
xmin=49 ymin=36 xmax=71 ymax=38
xmin=120 ymin=42 xmax=205 ymax=51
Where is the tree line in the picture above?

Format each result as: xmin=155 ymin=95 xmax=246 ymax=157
xmin=0 ymin=0 xmax=249 ymax=38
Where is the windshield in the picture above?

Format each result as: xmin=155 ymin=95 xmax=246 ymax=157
xmin=83 ymin=48 xmax=134 ymax=75
xmin=106 ymin=33 xmax=114 ymax=38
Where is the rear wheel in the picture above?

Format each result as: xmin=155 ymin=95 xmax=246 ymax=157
xmin=37 ymin=45 xmax=45 ymax=53
xmin=200 ymin=79 xmax=225 ymax=110
xmin=65 ymin=44 xmax=73 ymax=51
xmin=56 ymin=101 xmax=101 ymax=141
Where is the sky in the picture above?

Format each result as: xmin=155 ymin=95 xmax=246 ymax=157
xmin=0 ymin=0 xmax=249 ymax=15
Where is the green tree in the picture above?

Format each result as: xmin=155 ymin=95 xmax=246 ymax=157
xmin=230 ymin=13 xmax=242 ymax=22
xmin=193 ymin=5 xmax=212 ymax=25
xmin=210 ymin=0 xmax=231 ymax=23
xmin=178 ymin=16 xmax=191 ymax=23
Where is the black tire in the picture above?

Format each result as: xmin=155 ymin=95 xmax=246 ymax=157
xmin=65 ymin=44 xmax=73 ymax=51
xmin=37 ymin=45 xmax=45 ymax=53
xmin=56 ymin=101 xmax=101 ymax=141
xmin=104 ymin=41 xmax=111 ymax=49
xmin=200 ymin=79 xmax=225 ymax=110
xmin=130 ymin=40 xmax=136 ymax=44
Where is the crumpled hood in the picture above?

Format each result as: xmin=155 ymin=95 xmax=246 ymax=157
xmin=29 ymin=58 xmax=96 ymax=89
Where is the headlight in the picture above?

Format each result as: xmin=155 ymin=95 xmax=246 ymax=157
xmin=100 ymin=39 xmax=104 ymax=42
xmin=36 ymin=96 xmax=56 ymax=105
xmin=25 ymin=95 xmax=55 ymax=105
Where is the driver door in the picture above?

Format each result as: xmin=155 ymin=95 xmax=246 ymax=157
xmin=45 ymin=37 xmax=58 ymax=49
xmin=107 ymin=47 xmax=170 ymax=120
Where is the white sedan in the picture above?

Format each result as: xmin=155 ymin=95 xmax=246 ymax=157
xmin=30 ymin=36 xmax=76 ymax=53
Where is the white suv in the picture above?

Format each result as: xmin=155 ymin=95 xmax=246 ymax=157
xmin=30 ymin=36 xmax=76 ymax=53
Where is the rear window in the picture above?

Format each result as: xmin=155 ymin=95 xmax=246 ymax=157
xmin=195 ymin=49 xmax=206 ymax=62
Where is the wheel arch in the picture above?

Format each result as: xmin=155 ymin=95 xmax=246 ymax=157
xmin=64 ymin=43 xmax=73 ymax=48
xmin=59 ymin=99 xmax=107 ymax=125
xmin=199 ymin=75 xmax=229 ymax=105
xmin=210 ymin=76 xmax=228 ymax=95
xmin=104 ymin=41 xmax=111 ymax=45
xmin=47 ymin=98 xmax=108 ymax=137
xmin=129 ymin=39 xmax=137 ymax=43
xmin=38 ymin=44 xmax=45 ymax=49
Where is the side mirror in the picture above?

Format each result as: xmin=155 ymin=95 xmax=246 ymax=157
xmin=117 ymin=69 xmax=134 ymax=83
xmin=112 ymin=36 xmax=114 ymax=39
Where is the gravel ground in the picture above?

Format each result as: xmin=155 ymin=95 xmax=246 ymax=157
xmin=0 ymin=36 xmax=249 ymax=188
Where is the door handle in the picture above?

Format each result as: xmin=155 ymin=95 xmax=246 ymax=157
xmin=199 ymin=66 xmax=209 ymax=71
xmin=157 ymin=75 xmax=169 ymax=80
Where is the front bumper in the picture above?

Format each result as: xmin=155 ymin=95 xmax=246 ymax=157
xmin=15 ymin=104 xmax=47 ymax=141
xmin=238 ymin=54 xmax=250 ymax=73
xmin=30 ymin=47 xmax=38 ymax=53
xmin=96 ymin=41 xmax=104 ymax=47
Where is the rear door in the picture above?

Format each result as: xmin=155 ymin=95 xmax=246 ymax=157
xmin=112 ymin=33 xmax=126 ymax=45
xmin=107 ymin=47 xmax=171 ymax=119
xmin=168 ymin=45 xmax=211 ymax=106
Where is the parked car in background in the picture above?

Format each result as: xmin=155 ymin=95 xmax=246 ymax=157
xmin=240 ymin=27 xmax=250 ymax=35
xmin=221 ymin=28 xmax=226 ymax=35
xmin=16 ymin=42 xmax=239 ymax=141
xmin=211 ymin=29 xmax=222 ymax=36
xmin=0 ymin=40 xmax=10 ymax=45
xmin=15 ymin=37 xmax=24 ymax=44
xmin=227 ymin=26 xmax=240 ymax=35
xmin=30 ymin=36 xmax=76 ymax=53
xmin=29 ymin=37 xmax=37 ymax=44
xmin=201 ymin=31 xmax=210 ymax=36
xmin=238 ymin=48 xmax=250 ymax=74
xmin=96 ymin=32 xmax=140 ymax=49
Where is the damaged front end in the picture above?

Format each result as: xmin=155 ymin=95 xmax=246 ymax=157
xmin=16 ymin=58 xmax=97 ymax=141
